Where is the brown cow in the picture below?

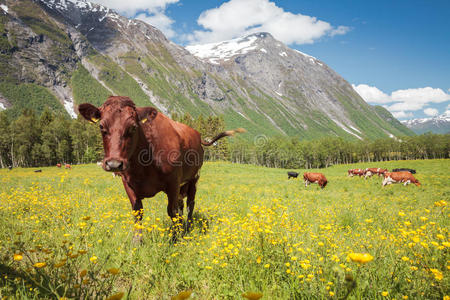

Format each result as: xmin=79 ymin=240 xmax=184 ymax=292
xmin=382 ymin=171 xmax=420 ymax=187
xmin=65 ymin=164 xmax=71 ymax=169
xmin=78 ymin=96 xmax=244 ymax=241
xmin=56 ymin=163 xmax=61 ymax=168
xmin=348 ymin=169 xmax=364 ymax=177
xmin=303 ymin=172 xmax=328 ymax=189
xmin=364 ymin=167 xmax=387 ymax=179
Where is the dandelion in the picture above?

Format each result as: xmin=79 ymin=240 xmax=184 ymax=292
xmin=256 ymin=256 xmax=262 ymax=264
xmin=54 ymin=261 xmax=66 ymax=268
xmin=401 ymin=256 xmax=409 ymax=262
xmin=329 ymin=291 xmax=335 ymax=296
xmin=264 ymin=263 xmax=270 ymax=268
xmin=242 ymin=292 xmax=263 ymax=300
xmin=13 ymin=254 xmax=23 ymax=261
xmin=430 ymin=268 xmax=443 ymax=281
xmin=348 ymin=253 xmax=374 ymax=264
xmin=108 ymin=268 xmax=120 ymax=275
xmin=382 ymin=291 xmax=389 ymax=296
xmin=33 ymin=262 xmax=47 ymax=268
xmin=90 ymin=255 xmax=98 ymax=263
xmin=106 ymin=292 xmax=125 ymax=300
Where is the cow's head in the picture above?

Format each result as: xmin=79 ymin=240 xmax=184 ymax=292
xmin=78 ymin=96 xmax=157 ymax=172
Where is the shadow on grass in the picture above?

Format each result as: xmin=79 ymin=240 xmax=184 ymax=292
xmin=0 ymin=263 xmax=55 ymax=298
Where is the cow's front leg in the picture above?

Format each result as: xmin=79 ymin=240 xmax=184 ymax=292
xmin=167 ymin=184 xmax=183 ymax=237
xmin=123 ymin=180 xmax=144 ymax=243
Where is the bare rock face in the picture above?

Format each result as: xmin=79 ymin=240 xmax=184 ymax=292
xmin=194 ymin=73 xmax=225 ymax=102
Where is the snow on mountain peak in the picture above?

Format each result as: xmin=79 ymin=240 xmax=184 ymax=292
xmin=186 ymin=35 xmax=259 ymax=65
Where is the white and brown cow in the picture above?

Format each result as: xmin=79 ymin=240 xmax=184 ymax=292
xmin=382 ymin=171 xmax=421 ymax=187
xmin=364 ymin=168 xmax=388 ymax=179
xmin=303 ymin=172 xmax=328 ymax=189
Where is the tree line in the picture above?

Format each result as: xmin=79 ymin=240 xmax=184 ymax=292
xmin=0 ymin=109 xmax=448 ymax=169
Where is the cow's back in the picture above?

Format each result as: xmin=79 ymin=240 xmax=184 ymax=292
xmin=141 ymin=112 xmax=203 ymax=177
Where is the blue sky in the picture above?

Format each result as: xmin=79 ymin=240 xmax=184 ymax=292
xmin=93 ymin=0 xmax=450 ymax=120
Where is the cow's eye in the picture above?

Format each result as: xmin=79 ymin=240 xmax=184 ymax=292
xmin=99 ymin=124 xmax=104 ymax=130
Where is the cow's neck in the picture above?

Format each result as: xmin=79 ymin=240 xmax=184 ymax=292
xmin=128 ymin=128 xmax=154 ymax=174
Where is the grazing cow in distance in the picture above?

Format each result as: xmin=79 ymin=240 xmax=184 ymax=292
xmin=392 ymin=168 xmax=416 ymax=174
xmin=78 ymin=96 xmax=245 ymax=241
xmin=8 ymin=165 xmax=12 ymax=171
xmin=56 ymin=163 xmax=61 ymax=168
xmin=287 ymin=171 xmax=299 ymax=179
xmin=348 ymin=169 xmax=365 ymax=177
xmin=65 ymin=164 xmax=71 ymax=169
xmin=364 ymin=168 xmax=388 ymax=179
xmin=382 ymin=171 xmax=420 ymax=187
xmin=34 ymin=169 xmax=42 ymax=173
xmin=303 ymin=172 xmax=328 ymax=189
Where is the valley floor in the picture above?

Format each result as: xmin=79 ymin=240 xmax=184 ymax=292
xmin=0 ymin=160 xmax=448 ymax=299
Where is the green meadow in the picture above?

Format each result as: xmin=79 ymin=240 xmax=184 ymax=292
xmin=0 ymin=159 xmax=448 ymax=299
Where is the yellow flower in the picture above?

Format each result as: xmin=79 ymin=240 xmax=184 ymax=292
xmin=348 ymin=253 xmax=374 ymax=264
xmin=382 ymin=291 xmax=389 ymax=296
xmin=256 ymin=256 xmax=262 ymax=264
xmin=430 ymin=268 xmax=443 ymax=281
xmin=90 ymin=256 xmax=98 ymax=263
xmin=107 ymin=268 xmax=120 ymax=275
xmin=264 ymin=263 xmax=270 ymax=268
xmin=291 ymin=256 xmax=297 ymax=261
xmin=106 ymin=292 xmax=125 ymax=300
xmin=33 ymin=262 xmax=47 ymax=268
xmin=242 ymin=292 xmax=263 ymax=300
xmin=171 ymin=290 xmax=192 ymax=300
xmin=54 ymin=261 xmax=66 ymax=268
xmin=401 ymin=256 xmax=409 ymax=262
xmin=443 ymin=242 xmax=450 ymax=247
xmin=329 ymin=291 xmax=335 ymax=296
xmin=13 ymin=254 xmax=23 ymax=261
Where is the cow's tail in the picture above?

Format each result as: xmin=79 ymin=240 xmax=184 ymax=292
xmin=201 ymin=128 xmax=246 ymax=146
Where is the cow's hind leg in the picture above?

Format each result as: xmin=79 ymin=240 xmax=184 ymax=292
xmin=186 ymin=176 xmax=199 ymax=232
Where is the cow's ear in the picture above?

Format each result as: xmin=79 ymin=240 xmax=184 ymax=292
xmin=137 ymin=107 xmax=158 ymax=124
xmin=78 ymin=103 xmax=101 ymax=123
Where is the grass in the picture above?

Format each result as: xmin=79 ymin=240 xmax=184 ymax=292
xmin=71 ymin=63 xmax=111 ymax=107
xmin=0 ymin=82 xmax=68 ymax=119
xmin=0 ymin=160 xmax=448 ymax=299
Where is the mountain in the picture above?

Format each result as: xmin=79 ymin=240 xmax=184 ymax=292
xmin=0 ymin=0 xmax=414 ymax=139
xmin=401 ymin=111 xmax=450 ymax=134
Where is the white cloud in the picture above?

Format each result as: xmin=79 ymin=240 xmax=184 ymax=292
xmin=186 ymin=0 xmax=350 ymax=45
xmin=423 ymin=108 xmax=439 ymax=117
xmin=392 ymin=111 xmax=413 ymax=119
xmin=91 ymin=0 xmax=178 ymax=37
xmin=352 ymin=84 xmax=391 ymax=104
xmin=354 ymin=84 xmax=450 ymax=112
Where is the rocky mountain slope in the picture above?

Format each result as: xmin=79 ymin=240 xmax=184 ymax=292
xmin=0 ymin=0 xmax=414 ymax=139
xmin=402 ymin=111 xmax=450 ymax=134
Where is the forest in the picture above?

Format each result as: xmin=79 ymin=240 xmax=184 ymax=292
xmin=0 ymin=109 xmax=448 ymax=168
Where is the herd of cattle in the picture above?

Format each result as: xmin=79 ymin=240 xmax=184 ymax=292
xmin=288 ymin=167 xmax=419 ymax=189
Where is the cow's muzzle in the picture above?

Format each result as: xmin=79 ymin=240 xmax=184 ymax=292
xmin=104 ymin=159 xmax=124 ymax=172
